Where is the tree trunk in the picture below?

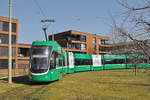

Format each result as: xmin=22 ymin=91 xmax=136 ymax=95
xmin=135 ymin=65 xmax=137 ymax=76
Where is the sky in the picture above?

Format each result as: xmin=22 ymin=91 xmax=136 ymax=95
xmin=0 ymin=0 xmax=126 ymax=44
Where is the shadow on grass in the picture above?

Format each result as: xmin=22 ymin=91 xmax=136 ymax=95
xmin=97 ymin=81 xmax=150 ymax=87
xmin=0 ymin=75 xmax=57 ymax=85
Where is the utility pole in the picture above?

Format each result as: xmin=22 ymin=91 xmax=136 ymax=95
xmin=8 ymin=0 xmax=12 ymax=84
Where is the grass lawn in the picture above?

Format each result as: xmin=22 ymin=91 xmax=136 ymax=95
xmin=0 ymin=69 xmax=150 ymax=100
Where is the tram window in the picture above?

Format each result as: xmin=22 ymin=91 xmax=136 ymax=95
xmin=50 ymin=52 xmax=56 ymax=69
xmin=63 ymin=55 xmax=67 ymax=66
xmin=138 ymin=59 xmax=147 ymax=63
xmin=75 ymin=59 xmax=92 ymax=66
xmin=50 ymin=51 xmax=63 ymax=68
xmin=104 ymin=59 xmax=125 ymax=64
xmin=104 ymin=59 xmax=113 ymax=64
xmin=58 ymin=55 xmax=63 ymax=67
xmin=127 ymin=58 xmax=148 ymax=64
xmin=143 ymin=59 xmax=148 ymax=63
xmin=126 ymin=59 xmax=130 ymax=64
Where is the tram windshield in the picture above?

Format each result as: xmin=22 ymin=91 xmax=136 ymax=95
xmin=30 ymin=46 xmax=51 ymax=73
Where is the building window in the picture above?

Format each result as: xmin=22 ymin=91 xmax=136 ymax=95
xmin=93 ymin=45 xmax=96 ymax=51
xmin=99 ymin=47 xmax=104 ymax=51
xmin=105 ymin=40 xmax=109 ymax=44
xmin=18 ymin=48 xmax=30 ymax=57
xmin=75 ymin=44 xmax=80 ymax=50
xmin=71 ymin=43 xmax=86 ymax=50
xmin=0 ymin=60 xmax=15 ymax=69
xmin=0 ymin=21 xmax=3 ymax=30
xmin=3 ymin=21 xmax=9 ymax=32
xmin=0 ymin=60 xmax=8 ymax=69
xmin=80 ymin=35 xmax=86 ymax=42
xmin=81 ymin=44 xmax=86 ymax=50
xmin=93 ymin=37 xmax=96 ymax=44
xmin=0 ymin=47 xmax=16 ymax=56
xmin=71 ymin=43 xmax=81 ymax=50
xmin=71 ymin=34 xmax=86 ymax=42
xmin=12 ymin=23 xmax=17 ymax=32
xmin=0 ymin=21 xmax=16 ymax=32
xmin=99 ymin=47 xmax=109 ymax=52
xmin=99 ymin=39 xmax=101 ymax=44
xmin=0 ymin=34 xmax=16 ymax=44
xmin=12 ymin=35 xmax=16 ymax=44
xmin=101 ymin=40 xmax=109 ymax=44
xmin=71 ymin=34 xmax=80 ymax=41
xmin=101 ymin=40 xmax=105 ymax=44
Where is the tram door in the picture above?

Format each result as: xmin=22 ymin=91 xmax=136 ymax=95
xmin=50 ymin=51 xmax=63 ymax=80
xmin=68 ymin=52 xmax=74 ymax=68
xmin=92 ymin=55 xmax=102 ymax=69
xmin=67 ymin=52 xmax=74 ymax=73
xmin=50 ymin=52 xmax=63 ymax=70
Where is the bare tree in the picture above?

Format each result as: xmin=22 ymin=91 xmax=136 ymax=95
xmin=111 ymin=0 xmax=150 ymax=60
xmin=110 ymin=0 xmax=150 ymax=75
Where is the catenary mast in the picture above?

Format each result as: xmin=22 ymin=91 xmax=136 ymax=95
xmin=8 ymin=0 xmax=12 ymax=84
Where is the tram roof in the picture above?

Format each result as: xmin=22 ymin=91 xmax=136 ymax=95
xmin=32 ymin=41 xmax=59 ymax=46
xmin=32 ymin=41 xmax=66 ymax=53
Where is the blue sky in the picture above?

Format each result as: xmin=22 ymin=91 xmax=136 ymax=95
xmin=0 ymin=0 xmax=125 ymax=44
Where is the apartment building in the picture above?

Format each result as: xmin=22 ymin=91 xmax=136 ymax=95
xmin=0 ymin=16 xmax=31 ymax=73
xmin=49 ymin=30 xmax=110 ymax=54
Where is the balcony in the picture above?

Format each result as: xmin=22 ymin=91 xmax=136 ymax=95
xmin=68 ymin=34 xmax=86 ymax=42
xmin=64 ymin=48 xmax=87 ymax=53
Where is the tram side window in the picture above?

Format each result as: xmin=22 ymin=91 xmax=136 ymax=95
xmin=58 ymin=54 xmax=63 ymax=67
xmin=50 ymin=52 xmax=57 ymax=69
xmin=50 ymin=52 xmax=58 ymax=69
xmin=104 ymin=59 xmax=125 ymax=64
xmin=138 ymin=59 xmax=148 ymax=63
xmin=143 ymin=59 xmax=148 ymax=63
xmin=126 ymin=58 xmax=148 ymax=64
xmin=63 ymin=55 xmax=67 ymax=66
xmin=126 ymin=59 xmax=130 ymax=64
xmin=50 ymin=52 xmax=63 ymax=68
xmin=75 ymin=59 xmax=92 ymax=66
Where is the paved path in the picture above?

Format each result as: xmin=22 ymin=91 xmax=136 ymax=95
xmin=0 ymin=75 xmax=26 ymax=80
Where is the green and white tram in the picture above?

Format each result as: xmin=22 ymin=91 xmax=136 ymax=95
xmin=29 ymin=41 xmax=67 ymax=82
xmin=29 ymin=40 xmax=150 ymax=82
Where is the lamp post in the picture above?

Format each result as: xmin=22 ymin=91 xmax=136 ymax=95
xmin=8 ymin=0 xmax=12 ymax=84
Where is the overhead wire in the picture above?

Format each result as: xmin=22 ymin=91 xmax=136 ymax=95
xmin=32 ymin=0 xmax=57 ymax=39
xmin=32 ymin=0 xmax=47 ymax=18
